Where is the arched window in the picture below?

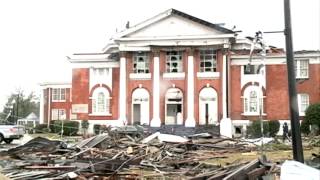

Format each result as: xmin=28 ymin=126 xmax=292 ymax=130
xmin=92 ymin=87 xmax=111 ymax=115
xmin=243 ymin=86 xmax=263 ymax=115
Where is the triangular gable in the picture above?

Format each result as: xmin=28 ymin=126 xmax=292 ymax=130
xmin=113 ymin=8 xmax=234 ymax=39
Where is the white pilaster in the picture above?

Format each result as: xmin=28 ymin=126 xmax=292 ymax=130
xmin=150 ymin=54 xmax=161 ymax=127
xmin=47 ymin=88 xmax=51 ymax=128
xmin=39 ymin=88 xmax=44 ymax=124
xmin=220 ymin=53 xmax=232 ymax=138
xmin=222 ymin=54 xmax=227 ymax=118
xmin=119 ymin=55 xmax=127 ymax=125
xmin=185 ymin=52 xmax=195 ymax=127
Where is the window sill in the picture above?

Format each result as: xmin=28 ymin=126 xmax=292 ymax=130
xmin=52 ymin=100 xmax=66 ymax=102
xmin=89 ymin=113 xmax=112 ymax=116
xmin=296 ymin=77 xmax=309 ymax=80
xmin=129 ymin=73 xmax=151 ymax=80
xmin=241 ymin=113 xmax=267 ymax=116
xmin=197 ymin=72 xmax=220 ymax=79
xmin=163 ymin=72 xmax=185 ymax=79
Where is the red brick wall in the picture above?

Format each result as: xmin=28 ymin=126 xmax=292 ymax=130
xmin=45 ymin=87 xmax=72 ymax=122
xmin=296 ymin=64 xmax=320 ymax=104
xmin=126 ymin=52 xmax=153 ymax=125
xmin=230 ymin=63 xmax=320 ymax=121
xmin=72 ymin=68 xmax=89 ymax=120
xmin=265 ymin=65 xmax=290 ymax=120
xmin=194 ymin=50 xmax=223 ymax=124
xmin=158 ymin=50 xmax=187 ymax=124
xmin=43 ymin=89 xmax=48 ymax=124
xmin=230 ymin=65 xmax=242 ymax=119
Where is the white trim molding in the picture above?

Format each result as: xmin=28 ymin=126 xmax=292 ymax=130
xmin=197 ymin=72 xmax=220 ymax=79
xmin=89 ymin=113 xmax=112 ymax=116
xmin=163 ymin=72 xmax=185 ymax=79
xmin=129 ymin=73 xmax=152 ymax=80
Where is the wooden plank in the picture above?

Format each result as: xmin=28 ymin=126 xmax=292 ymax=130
xmin=247 ymin=167 xmax=266 ymax=180
xmin=222 ymin=159 xmax=260 ymax=180
xmin=24 ymin=165 xmax=76 ymax=170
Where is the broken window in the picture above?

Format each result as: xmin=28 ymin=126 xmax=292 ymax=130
xmin=166 ymin=51 xmax=183 ymax=73
xmin=52 ymin=88 xmax=66 ymax=101
xmin=200 ymin=49 xmax=217 ymax=72
xmin=133 ymin=52 xmax=149 ymax=73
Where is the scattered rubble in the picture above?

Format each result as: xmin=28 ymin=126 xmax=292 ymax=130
xmin=0 ymin=130 xmax=318 ymax=179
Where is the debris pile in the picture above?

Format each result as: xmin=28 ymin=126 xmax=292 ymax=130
xmin=0 ymin=131 xmax=285 ymax=179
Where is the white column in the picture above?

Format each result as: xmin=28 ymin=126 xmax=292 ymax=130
xmin=150 ymin=53 xmax=161 ymax=127
xmin=47 ymin=88 xmax=51 ymax=128
xmin=119 ymin=54 xmax=127 ymax=125
xmin=185 ymin=51 xmax=195 ymax=127
xmin=222 ymin=54 xmax=227 ymax=118
xmin=220 ymin=53 xmax=232 ymax=138
xmin=39 ymin=88 xmax=44 ymax=124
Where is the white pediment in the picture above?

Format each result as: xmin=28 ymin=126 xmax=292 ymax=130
xmin=125 ymin=15 xmax=224 ymax=38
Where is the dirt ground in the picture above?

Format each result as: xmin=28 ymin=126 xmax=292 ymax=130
xmin=205 ymin=146 xmax=319 ymax=166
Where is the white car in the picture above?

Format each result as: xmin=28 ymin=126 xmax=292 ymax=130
xmin=0 ymin=125 xmax=24 ymax=144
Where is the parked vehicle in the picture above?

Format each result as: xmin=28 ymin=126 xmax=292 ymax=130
xmin=0 ymin=125 xmax=24 ymax=144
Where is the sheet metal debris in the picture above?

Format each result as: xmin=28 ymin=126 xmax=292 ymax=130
xmin=0 ymin=129 xmax=311 ymax=179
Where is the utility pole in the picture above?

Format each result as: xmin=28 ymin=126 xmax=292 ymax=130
xmin=283 ymin=0 xmax=304 ymax=162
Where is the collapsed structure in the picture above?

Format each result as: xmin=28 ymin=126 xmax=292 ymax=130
xmin=39 ymin=9 xmax=320 ymax=135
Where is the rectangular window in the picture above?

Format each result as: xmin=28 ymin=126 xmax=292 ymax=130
xmin=133 ymin=52 xmax=149 ymax=73
xmin=295 ymin=59 xmax=309 ymax=79
xmin=51 ymin=109 xmax=66 ymax=120
xmin=166 ymin=51 xmax=183 ymax=73
xmin=244 ymin=64 xmax=260 ymax=74
xmin=200 ymin=49 xmax=217 ymax=72
xmin=52 ymin=88 xmax=66 ymax=101
xmin=298 ymin=94 xmax=309 ymax=115
xmin=70 ymin=110 xmax=77 ymax=120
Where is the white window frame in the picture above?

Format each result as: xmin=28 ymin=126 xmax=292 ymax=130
xmin=166 ymin=51 xmax=183 ymax=73
xmin=298 ymin=93 xmax=309 ymax=116
xmin=242 ymin=86 xmax=265 ymax=116
xmin=199 ymin=49 xmax=217 ymax=72
xmin=91 ymin=87 xmax=111 ymax=116
xmin=51 ymin=109 xmax=66 ymax=120
xmin=70 ymin=110 xmax=77 ymax=120
xmin=133 ymin=52 xmax=150 ymax=74
xmin=52 ymin=88 xmax=66 ymax=102
xmin=295 ymin=59 xmax=309 ymax=79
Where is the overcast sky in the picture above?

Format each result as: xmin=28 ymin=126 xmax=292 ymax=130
xmin=0 ymin=0 xmax=319 ymax=109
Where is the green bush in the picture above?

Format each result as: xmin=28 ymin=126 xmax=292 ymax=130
xmin=305 ymin=103 xmax=320 ymax=134
xmin=268 ymin=120 xmax=280 ymax=137
xmin=50 ymin=120 xmax=79 ymax=136
xmin=247 ymin=120 xmax=268 ymax=138
xmin=49 ymin=120 xmax=60 ymax=133
xmin=300 ymin=119 xmax=311 ymax=135
xmin=93 ymin=124 xmax=101 ymax=135
xmin=81 ymin=120 xmax=89 ymax=129
xmin=35 ymin=124 xmax=50 ymax=133
xmin=247 ymin=120 xmax=280 ymax=138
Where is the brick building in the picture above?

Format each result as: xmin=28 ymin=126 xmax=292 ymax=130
xmin=39 ymin=9 xmax=320 ymax=135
